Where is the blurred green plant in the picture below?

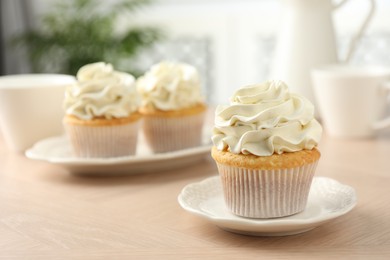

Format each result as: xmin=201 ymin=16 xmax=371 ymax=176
xmin=13 ymin=0 xmax=163 ymax=76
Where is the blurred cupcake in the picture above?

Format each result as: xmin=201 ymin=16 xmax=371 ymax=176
xmin=63 ymin=62 xmax=141 ymax=158
xmin=211 ymin=80 xmax=322 ymax=218
xmin=136 ymin=61 xmax=207 ymax=153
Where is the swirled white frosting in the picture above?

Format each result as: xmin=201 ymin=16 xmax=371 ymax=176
xmin=136 ymin=61 xmax=204 ymax=110
xmin=212 ymin=80 xmax=322 ymax=156
xmin=64 ymin=62 xmax=140 ymax=120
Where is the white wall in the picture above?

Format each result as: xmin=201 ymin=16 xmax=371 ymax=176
xmin=130 ymin=0 xmax=281 ymax=104
xmin=8 ymin=0 xmax=390 ymax=104
xmin=127 ymin=0 xmax=390 ymax=104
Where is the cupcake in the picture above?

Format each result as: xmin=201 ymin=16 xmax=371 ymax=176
xmin=63 ymin=62 xmax=141 ymax=158
xmin=211 ymin=80 xmax=322 ymax=218
xmin=136 ymin=61 xmax=207 ymax=153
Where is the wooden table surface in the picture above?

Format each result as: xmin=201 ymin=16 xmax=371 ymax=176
xmin=1 ymin=131 xmax=390 ymax=259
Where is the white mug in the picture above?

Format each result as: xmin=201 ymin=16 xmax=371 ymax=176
xmin=0 ymin=74 xmax=76 ymax=151
xmin=311 ymin=65 xmax=390 ymax=138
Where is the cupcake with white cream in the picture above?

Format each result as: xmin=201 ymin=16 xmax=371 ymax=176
xmin=137 ymin=61 xmax=206 ymax=153
xmin=63 ymin=62 xmax=141 ymax=158
xmin=211 ymin=80 xmax=322 ymax=218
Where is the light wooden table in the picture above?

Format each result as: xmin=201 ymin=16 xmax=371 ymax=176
xmin=1 ymin=132 xmax=390 ymax=259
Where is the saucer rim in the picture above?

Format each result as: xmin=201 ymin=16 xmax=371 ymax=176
xmin=25 ymin=135 xmax=212 ymax=165
xmin=178 ymin=176 xmax=357 ymax=234
xmin=24 ymin=135 xmax=212 ymax=175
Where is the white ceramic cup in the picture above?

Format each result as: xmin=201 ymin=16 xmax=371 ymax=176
xmin=311 ymin=65 xmax=390 ymax=138
xmin=0 ymin=74 xmax=76 ymax=151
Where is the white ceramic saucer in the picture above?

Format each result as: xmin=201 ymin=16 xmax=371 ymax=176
xmin=25 ymin=135 xmax=211 ymax=176
xmin=178 ymin=176 xmax=357 ymax=236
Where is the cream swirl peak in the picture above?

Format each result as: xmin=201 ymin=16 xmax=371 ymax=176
xmin=212 ymin=80 xmax=322 ymax=156
xmin=136 ymin=61 xmax=204 ymax=111
xmin=64 ymin=62 xmax=140 ymax=120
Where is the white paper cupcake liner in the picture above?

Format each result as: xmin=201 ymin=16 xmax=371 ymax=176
xmin=64 ymin=120 xmax=141 ymax=158
xmin=142 ymin=111 xmax=205 ymax=153
xmin=216 ymin=161 xmax=319 ymax=218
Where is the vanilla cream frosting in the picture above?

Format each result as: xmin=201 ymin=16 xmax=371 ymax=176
xmin=212 ymin=80 xmax=322 ymax=156
xmin=136 ymin=61 xmax=204 ymax=111
xmin=64 ymin=62 xmax=140 ymax=120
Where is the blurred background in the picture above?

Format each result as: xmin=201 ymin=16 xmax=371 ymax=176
xmin=1 ymin=0 xmax=390 ymax=105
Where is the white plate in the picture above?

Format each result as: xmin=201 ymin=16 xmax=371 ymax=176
xmin=25 ymin=135 xmax=212 ymax=176
xmin=178 ymin=176 xmax=357 ymax=236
